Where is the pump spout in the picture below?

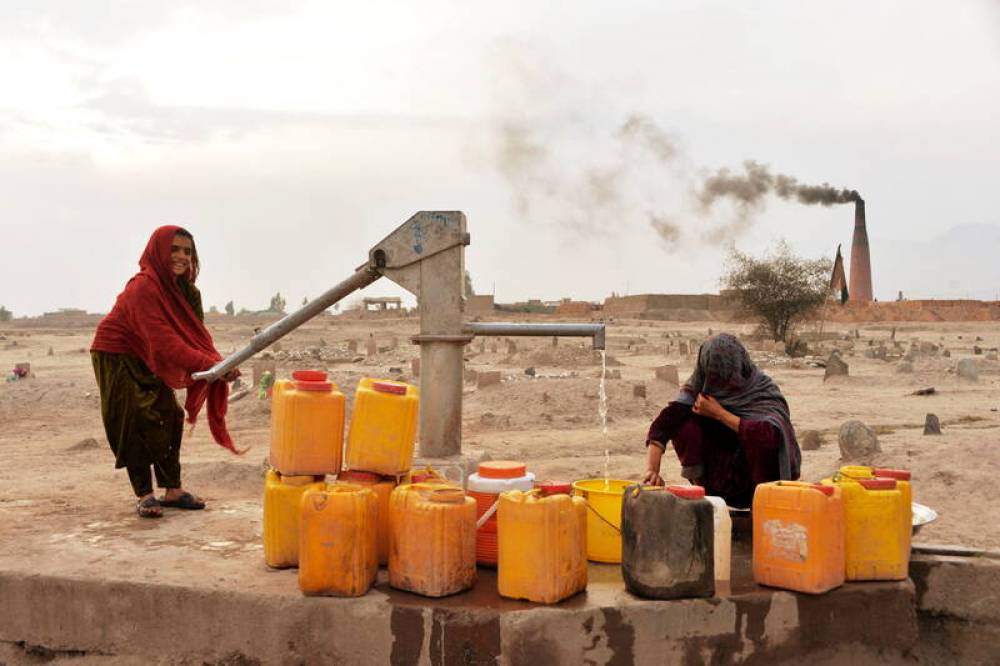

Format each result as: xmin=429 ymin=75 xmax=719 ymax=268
xmin=463 ymin=322 xmax=606 ymax=350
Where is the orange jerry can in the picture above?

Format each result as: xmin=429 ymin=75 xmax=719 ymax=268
xmin=298 ymin=484 xmax=378 ymax=597
xmin=753 ymin=481 xmax=845 ymax=594
xmin=270 ymin=370 xmax=345 ymax=476
xmin=263 ymin=469 xmax=326 ymax=568
xmin=497 ymin=490 xmax=587 ymax=604
xmin=389 ymin=483 xmax=476 ymax=597
xmin=345 ymin=378 xmax=419 ymax=476
xmin=336 ymin=469 xmax=397 ymax=566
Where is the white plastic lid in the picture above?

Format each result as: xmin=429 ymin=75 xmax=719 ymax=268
xmin=467 ymin=471 xmax=536 ymax=494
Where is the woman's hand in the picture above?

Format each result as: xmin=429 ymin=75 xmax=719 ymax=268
xmin=642 ymin=469 xmax=665 ymax=486
xmin=221 ymin=368 xmax=241 ymax=383
xmin=692 ymin=393 xmax=725 ymax=420
xmin=693 ymin=393 xmax=741 ymax=432
xmin=643 ymin=440 xmax=666 ymax=486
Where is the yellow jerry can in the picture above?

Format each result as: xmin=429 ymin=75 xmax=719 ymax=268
xmin=345 ymin=378 xmax=419 ymax=476
xmin=270 ymin=371 xmax=345 ymax=476
xmin=298 ymin=484 xmax=378 ymax=597
xmin=389 ymin=483 xmax=476 ymax=597
xmin=262 ymin=469 xmax=325 ymax=568
xmin=497 ymin=490 xmax=588 ymax=604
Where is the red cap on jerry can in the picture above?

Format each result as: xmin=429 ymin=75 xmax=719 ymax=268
xmin=666 ymin=485 xmax=706 ymax=499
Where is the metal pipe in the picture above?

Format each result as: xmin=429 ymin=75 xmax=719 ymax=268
xmin=463 ymin=322 xmax=606 ymax=350
xmin=192 ymin=265 xmax=381 ymax=382
xmin=418 ymin=341 xmax=466 ymax=457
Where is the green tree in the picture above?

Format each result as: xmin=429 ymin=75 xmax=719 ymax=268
xmin=0 ymin=306 xmax=11 ymax=322
xmin=722 ymin=241 xmax=831 ymax=342
xmin=224 ymin=300 xmax=235 ymax=316
xmin=269 ymin=292 xmax=286 ymax=314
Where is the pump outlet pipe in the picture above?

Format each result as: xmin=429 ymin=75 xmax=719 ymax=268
xmin=463 ymin=322 xmax=605 ymax=350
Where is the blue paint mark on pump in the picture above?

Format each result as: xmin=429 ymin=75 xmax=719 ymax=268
xmin=412 ymin=221 xmax=425 ymax=255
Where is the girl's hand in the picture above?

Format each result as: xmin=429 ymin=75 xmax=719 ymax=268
xmin=221 ymin=369 xmax=241 ymax=383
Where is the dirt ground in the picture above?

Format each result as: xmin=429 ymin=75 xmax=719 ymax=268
xmin=1 ymin=311 xmax=998 ymax=603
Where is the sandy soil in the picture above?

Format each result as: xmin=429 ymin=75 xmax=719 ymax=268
xmin=1 ymin=312 xmax=998 ymax=598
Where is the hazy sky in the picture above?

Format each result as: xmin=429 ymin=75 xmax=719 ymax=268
xmin=3 ymin=1 xmax=999 ymax=317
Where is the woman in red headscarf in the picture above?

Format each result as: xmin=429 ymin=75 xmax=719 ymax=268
xmin=91 ymin=226 xmax=241 ymax=518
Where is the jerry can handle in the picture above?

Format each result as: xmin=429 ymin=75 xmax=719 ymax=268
xmin=476 ymin=500 xmax=499 ymax=529
xmin=407 ymin=460 xmax=466 ymax=489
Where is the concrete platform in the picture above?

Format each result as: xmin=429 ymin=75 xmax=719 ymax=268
xmin=0 ymin=460 xmax=922 ymax=664
xmin=0 ymin=544 xmax=917 ymax=665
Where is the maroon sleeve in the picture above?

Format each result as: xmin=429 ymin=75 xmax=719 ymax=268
xmin=646 ymin=402 xmax=692 ymax=449
xmin=738 ymin=418 xmax=782 ymax=485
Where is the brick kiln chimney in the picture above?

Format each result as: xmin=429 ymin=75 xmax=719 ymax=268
xmin=848 ymin=198 xmax=873 ymax=302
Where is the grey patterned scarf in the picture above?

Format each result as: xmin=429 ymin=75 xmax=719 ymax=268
xmin=676 ymin=333 xmax=800 ymax=480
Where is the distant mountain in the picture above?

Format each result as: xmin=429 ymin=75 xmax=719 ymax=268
xmin=869 ymin=224 xmax=1000 ymax=301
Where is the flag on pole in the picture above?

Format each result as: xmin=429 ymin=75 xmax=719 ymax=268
xmin=830 ymin=244 xmax=849 ymax=304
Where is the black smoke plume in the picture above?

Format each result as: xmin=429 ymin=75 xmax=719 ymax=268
xmin=698 ymin=160 xmax=860 ymax=211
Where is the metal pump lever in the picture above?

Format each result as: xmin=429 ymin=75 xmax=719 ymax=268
xmin=191 ymin=265 xmax=381 ymax=383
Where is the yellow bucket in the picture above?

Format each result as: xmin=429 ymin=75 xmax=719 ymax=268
xmin=572 ymin=479 xmax=632 ymax=563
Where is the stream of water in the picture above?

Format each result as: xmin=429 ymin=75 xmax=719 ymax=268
xmin=599 ymin=350 xmax=609 ymax=486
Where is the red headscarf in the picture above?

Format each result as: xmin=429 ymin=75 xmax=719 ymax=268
xmin=92 ymin=225 xmax=241 ymax=453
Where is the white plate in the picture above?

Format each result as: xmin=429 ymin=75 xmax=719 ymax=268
xmin=912 ymin=502 xmax=937 ymax=530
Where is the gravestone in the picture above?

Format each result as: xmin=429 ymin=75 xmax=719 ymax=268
xmin=800 ymin=430 xmax=823 ymax=451
xmin=477 ymin=371 xmax=502 ymax=389
xmin=923 ymin=413 xmax=942 ymax=435
xmin=655 ymin=365 xmax=680 ymax=385
xmin=838 ymin=420 xmax=880 ymax=460
xmin=823 ymin=352 xmax=849 ymax=381
xmin=957 ymin=359 xmax=979 ymax=382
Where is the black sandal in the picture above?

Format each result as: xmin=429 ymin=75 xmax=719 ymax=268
xmin=137 ymin=496 xmax=163 ymax=518
xmin=160 ymin=492 xmax=205 ymax=510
